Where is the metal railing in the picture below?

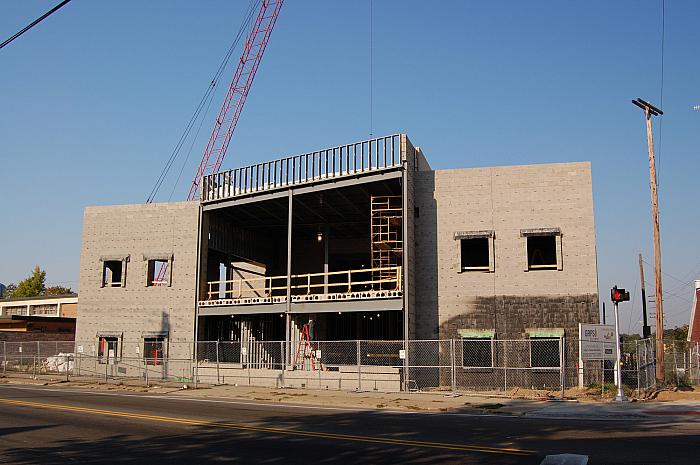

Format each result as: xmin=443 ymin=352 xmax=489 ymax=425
xmin=202 ymin=265 xmax=402 ymax=303
xmin=201 ymin=134 xmax=402 ymax=202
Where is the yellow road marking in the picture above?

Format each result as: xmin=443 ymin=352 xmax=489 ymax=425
xmin=0 ymin=397 xmax=534 ymax=456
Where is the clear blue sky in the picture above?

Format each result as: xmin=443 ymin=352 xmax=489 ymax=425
xmin=1 ymin=1 xmax=698 ymax=333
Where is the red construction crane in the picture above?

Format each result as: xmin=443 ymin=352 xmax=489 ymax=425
xmin=154 ymin=0 xmax=283 ymax=285
xmin=187 ymin=0 xmax=284 ymax=201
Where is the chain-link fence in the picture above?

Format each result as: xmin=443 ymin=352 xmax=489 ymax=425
xmin=662 ymin=339 xmax=698 ymax=387
xmin=690 ymin=342 xmax=700 ymax=385
xmin=1 ymin=341 xmax=76 ymax=379
xmin=3 ymin=338 xmax=695 ymax=396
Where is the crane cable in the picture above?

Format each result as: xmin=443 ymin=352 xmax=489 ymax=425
xmin=147 ymin=0 xmax=259 ymax=203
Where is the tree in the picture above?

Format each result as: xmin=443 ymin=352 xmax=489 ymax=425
xmin=664 ymin=325 xmax=689 ymax=342
xmin=2 ymin=283 xmax=16 ymax=298
xmin=11 ymin=266 xmax=46 ymax=298
xmin=45 ymin=285 xmax=73 ymax=296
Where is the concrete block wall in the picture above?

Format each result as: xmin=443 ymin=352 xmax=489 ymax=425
xmin=75 ymin=201 xmax=200 ymax=360
xmin=414 ymin=162 xmax=599 ymax=340
xmin=402 ymin=135 xmax=431 ymax=340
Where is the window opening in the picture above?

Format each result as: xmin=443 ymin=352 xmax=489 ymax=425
xmin=462 ymin=338 xmax=494 ymax=368
xmin=98 ymin=336 xmax=119 ymax=364
xmin=143 ymin=337 xmax=165 ymax=365
xmin=460 ymin=238 xmax=490 ymax=271
xmin=530 ymin=337 xmax=561 ymax=368
xmin=527 ymin=235 xmax=557 ymax=270
xmin=147 ymin=259 xmax=169 ymax=287
xmin=102 ymin=261 xmax=123 ymax=287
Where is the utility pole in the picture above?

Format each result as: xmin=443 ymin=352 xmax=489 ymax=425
xmin=631 ymin=98 xmax=665 ymax=382
xmin=602 ymin=302 xmax=606 ymax=325
xmin=639 ymin=254 xmax=651 ymax=338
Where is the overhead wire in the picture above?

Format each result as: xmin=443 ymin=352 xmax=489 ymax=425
xmin=369 ymin=0 xmax=373 ymax=137
xmin=0 ymin=0 xmax=72 ymax=51
xmin=168 ymin=85 xmax=218 ymax=201
xmin=657 ymin=0 xmax=665 ymax=185
xmin=147 ymin=0 xmax=259 ymax=203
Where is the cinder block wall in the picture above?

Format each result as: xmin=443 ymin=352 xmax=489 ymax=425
xmin=414 ymin=162 xmax=599 ymax=340
xmin=75 ymin=202 xmax=200 ymax=359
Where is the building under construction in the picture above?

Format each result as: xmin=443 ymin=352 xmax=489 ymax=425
xmin=75 ymin=134 xmax=599 ymax=372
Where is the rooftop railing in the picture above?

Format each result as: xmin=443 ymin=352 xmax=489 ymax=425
xmin=201 ymin=134 xmax=402 ymax=202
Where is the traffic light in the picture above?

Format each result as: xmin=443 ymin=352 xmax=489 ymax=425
xmin=611 ymin=286 xmax=630 ymax=303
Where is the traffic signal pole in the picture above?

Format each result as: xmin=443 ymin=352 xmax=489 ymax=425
xmin=611 ymin=286 xmax=630 ymax=402
xmin=613 ymin=300 xmax=626 ymax=401
xmin=631 ymin=98 xmax=665 ymax=383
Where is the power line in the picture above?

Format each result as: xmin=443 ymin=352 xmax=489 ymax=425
xmin=657 ymin=0 xmax=665 ymax=184
xmin=641 ymin=258 xmax=693 ymax=286
xmin=168 ymin=86 xmax=218 ymax=201
xmin=146 ymin=0 xmax=259 ymax=203
xmin=369 ymin=0 xmax=374 ymax=137
xmin=0 ymin=0 xmax=72 ymax=51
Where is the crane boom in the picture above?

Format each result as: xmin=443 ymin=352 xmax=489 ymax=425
xmin=187 ymin=0 xmax=284 ymax=201
xmin=153 ymin=0 xmax=283 ymax=286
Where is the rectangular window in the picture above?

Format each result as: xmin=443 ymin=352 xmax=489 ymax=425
xmin=530 ymin=338 xmax=561 ymax=368
xmin=527 ymin=235 xmax=557 ymax=270
xmin=462 ymin=338 xmax=494 ymax=368
xmin=455 ymin=230 xmax=494 ymax=272
xmin=460 ymin=238 xmax=490 ymax=271
xmin=143 ymin=337 xmax=166 ymax=365
xmin=102 ymin=261 xmax=123 ymax=287
xmin=147 ymin=259 xmax=169 ymax=287
xmin=98 ymin=336 xmax=120 ymax=364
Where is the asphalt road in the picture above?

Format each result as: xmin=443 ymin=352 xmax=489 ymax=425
xmin=0 ymin=384 xmax=697 ymax=464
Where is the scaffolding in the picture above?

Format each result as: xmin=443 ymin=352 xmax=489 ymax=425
xmin=371 ymin=196 xmax=403 ymax=289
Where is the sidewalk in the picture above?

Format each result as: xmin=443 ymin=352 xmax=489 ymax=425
xmin=3 ymin=375 xmax=699 ymax=421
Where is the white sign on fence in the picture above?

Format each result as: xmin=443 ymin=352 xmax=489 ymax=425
xmin=579 ymin=323 xmax=617 ymax=361
xmin=399 ymin=349 xmax=406 ymax=360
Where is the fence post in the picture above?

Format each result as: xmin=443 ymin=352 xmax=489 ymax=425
xmin=696 ymin=343 xmax=699 ymax=385
xmin=450 ymin=339 xmax=456 ymax=395
xmin=636 ymin=341 xmax=641 ymax=395
xmin=356 ymin=340 xmax=361 ymax=391
xmin=503 ymin=341 xmax=508 ymax=393
xmin=673 ymin=345 xmax=679 ymax=385
xmin=216 ymin=341 xmax=220 ymax=385
xmin=65 ymin=353 xmax=70 ymax=382
xmin=145 ymin=358 xmax=149 ymax=387
xmin=559 ymin=337 xmax=565 ymax=399
xmin=2 ymin=341 xmax=6 ymax=376
xmin=280 ymin=340 xmax=285 ymax=387
xmin=104 ymin=358 xmax=108 ymax=383
xmin=192 ymin=341 xmax=198 ymax=389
